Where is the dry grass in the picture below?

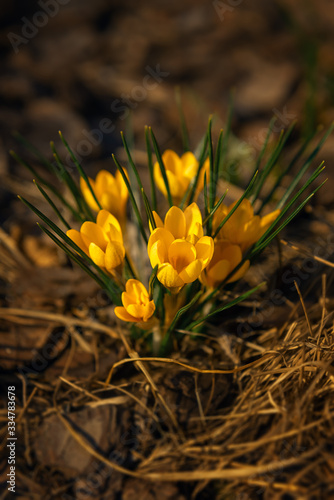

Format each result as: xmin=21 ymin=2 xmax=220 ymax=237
xmin=0 ymin=229 xmax=334 ymax=500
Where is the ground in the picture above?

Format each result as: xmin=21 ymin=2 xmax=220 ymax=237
xmin=0 ymin=1 xmax=334 ymax=499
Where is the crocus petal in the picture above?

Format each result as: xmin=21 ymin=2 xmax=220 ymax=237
xmin=143 ymin=300 xmax=155 ymax=321
xmin=179 ymin=259 xmax=203 ymax=283
xmin=149 ymin=240 xmax=168 ymax=268
xmin=81 ymin=221 xmax=109 ymax=251
xmin=260 ymin=209 xmax=280 ymax=233
xmin=157 ymin=263 xmax=184 ymax=289
xmin=96 ymin=209 xmax=121 ymax=235
xmin=184 ymin=202 xmax=203 ymax=238
xmin=166 ymin=170 xmax=187 ymax=199
xmin=195 ymin=236 xmax=214 ymax=268
xmin=88 ymin=242 xmax=106 ymax=267
xmin=80 ymin=177 xmax=99 ymax=212
xmin=162 ymin=149 xmax=181 ymax=175
xmin=228 ymin=260 xmax=250 ymax=283
xmin=153 ymin=162 xmax=167 ymax=197
xmin=125 ymin=279 xmax=149 ymax=301
xmin=114 ymin=306 xmax=139 ymax=322
xmin=168 ymin=239 xmax=196 ymax=274
xmin=206 ymin=260 xmax=231 ymax=286
xmin=152 ymin=211 xmax=164 ymax=228
xmin=214 ymin=241 xmax=243 ymax=270
xmin=66 ymin=229 xmax=88 ymax=254
xmin=164 ymin=206 xmax=186 ymax=239
xmin=127 ymin=303 xmax=146 ymax=319
xmin=104 ymin=241 xmax=125 ymax=270
xmin=181 ymin=152 xmax=198 ymax=179
xmin=95 ymin=170 xmax=114 ymax=195
xmin=148 ymin=228 xmax=174 ymax=255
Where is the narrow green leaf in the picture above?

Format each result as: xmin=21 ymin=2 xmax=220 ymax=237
xmin=276 ymin=123 xmax=333 ymax=210
xmin=50 ymin=141 xmax=92 ymax=218
xmin=19 ymin=195 xmax=118 ymax=293
xmin=58 ymin=131 xmax=102 ymax=211
xmin=121 ymin=131 xmax=143 ymax=191
xmin=33 ymin=180 xmax=71 ymax=230
xmin=254 ymin=181 xmax=326 ymax=253
xmin=141 ymin=188 xmax=156 ymax=231
xmin=253 ymin=163 xmax=325 ymax=251
xmin=203 ymin=171 xmax=209 ymax=221
xmin=188 ymin=282 xmax=265 ymax=330
xmin=149 ymin=127 xmax=173 ymax=207
xmin=257 ymin=128 xmax=317 ymax=214
xmin=202 ymin=188 xmax=228 ymax=227
xmin=186 ymin=131 xmax=209 ymax=206
xmin=112 ymin=154 xmax=148 ymax=244
xmin=166 ymin=290 xmax=202 ymax=335
xmin=251 ymin=116 xmax=276 ymax=178
xmin=38 ymin=224 xmax=103 ymax=286
xmin=251 ymin=121 xmax=296 ymax=203
xmin=212 ymin=170 xmax=258 ymax=239
xmin=145 ymin=126 xmax=157 ymax=211
xmin=148 ymin=265 xmax=158 ymax=300
xmin=10 ymin=150 xmax=83 ymax=222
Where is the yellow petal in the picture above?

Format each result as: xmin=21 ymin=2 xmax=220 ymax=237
xmin=143 ymin=300 xmax=155 ymax=321
xmin=181 ymin=152 xmax=198 ymax=179
xmin=95 ymin=170 xmax=118 ymax=199
xmin=195 ymin=236 xmax=214 ymax=268
xmin=153 ymin=161 xmax=167 ymax=197
xmin=80 ymin=176 xmax=99 ymax=212
xmin=214 ymin=241 xmax=242 ymax=270
xmin=149 ymin=240 xmax=168 ymax=268
xmin=206 ymin=260 xmax=230 ymax=287
xmin=179 ymin=259 xmax=203 ymax=283
xmin=260 ymin=209 xmax=280 ymax=233
xmin=104 ymin=241 xmax=125 ymax=270
xmin=166 ymin=170 xmax=187 ymax=199
xmin=96 ymin=209 xmax=121 ymax=235
xmin=184 ymin=203 xmax=203 ymax=238
xmin=66 ymin=229 xmax=88 ymax=254
xmin=162 ymin=149 xmax=181 ymax=175
xmin=81 ymin=221 xmax=109 ymax=251
xmin=114 ymin=306 xmax=139 ymax=322
xmin=147 ymin=228 xmax=174 ymax=256
xmin=125 ymin=279 xmax=149 ymax=301
xmin=157 ymin=263 xmax=184 ymax=289
xmin=168 ymin=239 xmax=196 ymax=273
xmin=228 ymin=260 xmax=250 ymax=283
xmin=127 ymin=303 xmax=146 ymax=319
xmin=164 ymin=206 xmax=186 ymax=239
xmin=116 ymin=169 xmax=129 ymax=202
xmin=88 ymin=242 xmax=106 ymax=267
xmin=152 ymin=211 xmax=163 ymax=228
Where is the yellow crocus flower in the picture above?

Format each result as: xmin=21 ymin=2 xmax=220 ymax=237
xmin=154 ymin=150 xmax=209 ymax=203
xmin=148 ymin=203 xmax=214 ymax=293
xmin=213 ymin=199 xmax=280 ymax=252
xmin=114 ymin=279 xmax=155 ymax=323
xmin=80 ymin=169 xmax=128 ymax=223
xmin=66 ymin=209 xmax=125 ymax=275
xmin=200 ymin=240 xmax=250 ymax=289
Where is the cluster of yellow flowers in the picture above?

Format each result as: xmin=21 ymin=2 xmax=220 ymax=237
xmin=67 ymin=150 xmax=279 ymax=325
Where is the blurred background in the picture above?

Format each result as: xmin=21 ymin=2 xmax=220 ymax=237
xmin=1 ymin=0 xmax=334 ymax=222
